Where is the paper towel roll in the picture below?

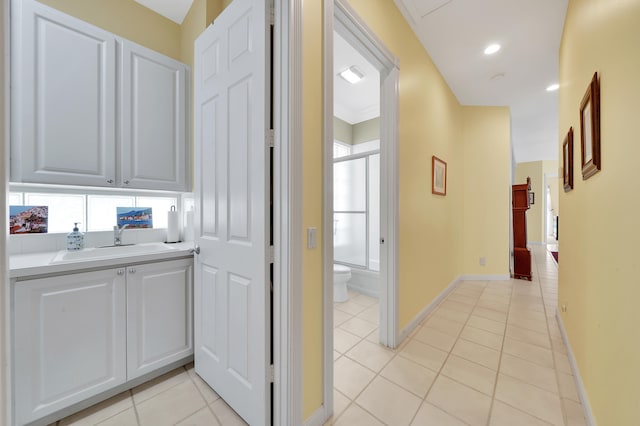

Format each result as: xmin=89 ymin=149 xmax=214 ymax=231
xmin=167 ymin=206 xmax=180 ymax=243
xmin=183 ymin=209 xmax=194 ymax=241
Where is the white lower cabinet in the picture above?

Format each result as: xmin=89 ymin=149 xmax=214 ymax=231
xmin=13 ymin=268 xmax=127 ymax=425
xmin=126 ymin=259 xmax=193 ymax=380
xmin=13 ymin=258 xmax=193 ymax=425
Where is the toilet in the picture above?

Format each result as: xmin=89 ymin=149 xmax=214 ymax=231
xmin=334 ymin=264 xmax=351 ymax=302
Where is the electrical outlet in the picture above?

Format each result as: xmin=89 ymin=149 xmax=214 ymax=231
xmin=561 ymin=303 xmax=568 ymax=313
xmin=479 ymin=256 xmax=486 ymax=266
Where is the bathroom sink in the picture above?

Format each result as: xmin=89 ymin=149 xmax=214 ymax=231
xmin=51 ymin=243 xmax=177 ymax=264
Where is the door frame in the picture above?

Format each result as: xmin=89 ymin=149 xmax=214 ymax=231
xmin=321 ymin=0 xmax=399 ymax=421
xmin=273 ymin=0 xmax=303 ymax=425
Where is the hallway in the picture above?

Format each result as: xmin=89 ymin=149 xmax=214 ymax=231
xmin=328 ymin=245 xmax=586 ymax=425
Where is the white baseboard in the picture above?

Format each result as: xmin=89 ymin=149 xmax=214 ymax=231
xmin=529 ymin=241 xmax=546 ymax=245
xmin=347 ymin=282 xmax=379 ymax=299
xmin=398 ymin=276 xmax=462 ymax=343
xmin=555 ymin=310 xmax=597 ymax=426
xmin=347 ymin=269 xmax=380 ymax=299
xmin=460 ymin=274 xmax=511 ymax=281
xmin=303 ymin=405 xmax=328 ymax=426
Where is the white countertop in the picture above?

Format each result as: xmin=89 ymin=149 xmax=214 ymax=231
xmin=10 ymin=242 xmax=194 ymax=279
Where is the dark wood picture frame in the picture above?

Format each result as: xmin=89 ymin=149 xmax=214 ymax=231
xmin=580 ymin=72 xmax=600 ymax=179
xmin=432 ymin=156 xmax=447 ymax=196
xmin=563 ymin=127 xmax=574 ymax=192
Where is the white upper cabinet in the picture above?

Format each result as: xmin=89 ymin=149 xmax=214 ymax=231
xmin=11 ymin=0 xmax=191 ymax=191
xmin=120 ymin=41 xmax=189 ymax=191
xmin=11 ymin=0 xmax=116 ymax=187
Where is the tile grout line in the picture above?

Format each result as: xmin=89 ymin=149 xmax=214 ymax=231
xmin=538 ymin=247 xmax=571 ymax=426
xmin=331 ymin=297 xmax=378 ymax=424
xmin=130 ymin=388 xmax=142 ymax=426
xmin=483 ymin=276 xmax=516 ymax=426
xmin=406 ymin=280 xmax=488 ymax=426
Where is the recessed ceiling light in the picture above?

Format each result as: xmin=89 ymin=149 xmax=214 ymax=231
xmin=546 ymin=83 xmax=560 ymax=92
xmin=338 ymin=66 xmax=364 ymax=84
xmin=484 ymin=44 xmax=501 ymax=55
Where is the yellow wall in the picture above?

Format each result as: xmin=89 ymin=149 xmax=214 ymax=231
xmin=181 ymin=0 xmax=209 ymax=68
xmin=36 ymin=0 xmax=182 ymax=60
xmin=559 ymin=1 xmax=640 ymax=424
xmin=462 ymin=107 xmax=511 ymax=275
xmin=302 ymin=0 xmax=324 ymax=418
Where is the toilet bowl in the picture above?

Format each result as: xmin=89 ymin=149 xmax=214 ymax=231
xmin=334 ymin=264 xmax=351 ymax=302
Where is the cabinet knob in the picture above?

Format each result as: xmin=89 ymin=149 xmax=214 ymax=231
xmin=107 ymin=179 xmax=114 ymax=184
xmin=117 ymin=269 xmax=124 ymax=276
xmin=124 ymin=180 xmax=130 ymax=185
xmin=129 ymin=268 xmax=136 ymax=274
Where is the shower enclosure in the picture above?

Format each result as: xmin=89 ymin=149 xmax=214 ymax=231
xmin=334 ymin=143 xmax=380 ymax=272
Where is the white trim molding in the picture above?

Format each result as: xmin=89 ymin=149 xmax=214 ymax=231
xmin=303 ymin=406 xmax=327 ymax=426
xmin=321 ymin=0 xmax=335 ymax=423
xmin=2 ymin=0 xmax=11 ymax=424
xmin=555 ymin=310 xmax=597 ymax=426
xmin=398 ymin=276 xmax=461 ymax=343
xmin=273 ymin=0 xmax=303 ymax=424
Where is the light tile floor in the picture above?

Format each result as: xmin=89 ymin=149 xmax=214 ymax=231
xmin=50 ymin=363 xmax=247 ymax=426
xmin=327 ymin=245 xmax=587 ymax=426
xmin=51 ymin=245 xmax=584 ymax=426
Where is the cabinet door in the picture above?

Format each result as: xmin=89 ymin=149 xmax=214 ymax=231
xmin=126 ymin=258 xmax=193 ymax=380
xmin=11 ymin=0 xmax=117 ymax=187
xmin=120 ymin=40 xmax=190 ymax=191
xmin=13 ymin=268 xmax=126 ymax=425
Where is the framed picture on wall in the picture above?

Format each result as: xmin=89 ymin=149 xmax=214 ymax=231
xmin=563 ymin=127 xmax=574 ymax=192
xmin=580 ymin=72 xmax=601 ymax=179
xmin=432 ymin=156 xmax=447 ymax=196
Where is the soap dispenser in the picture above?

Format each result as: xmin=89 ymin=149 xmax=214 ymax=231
xmin=67 ymin=222 xmax=84 ymax=251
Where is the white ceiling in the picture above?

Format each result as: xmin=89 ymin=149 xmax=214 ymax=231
xmin=135 ymin=0 xmax=193 ymax=24
xmin=394 ymin=0 xmax=568 ymax=163
xmin=334 ymin=32 xmax=381 ymax=125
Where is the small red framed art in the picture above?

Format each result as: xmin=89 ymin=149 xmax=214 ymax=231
xmin=432 ymin=156 xmax=447 ymax=196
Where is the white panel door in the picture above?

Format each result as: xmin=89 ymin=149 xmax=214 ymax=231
xmin=11 ymin=0 xmax=116 ymax=186
xmin=120 ymin=40 xmax=190 ymax=191
xmin=126 ymin=258 xmax=194 ymax=380
xmin=193 ymin=0 xmax=270 ymax=423
xmin=13 ymin=269 xmax=126 ymax=425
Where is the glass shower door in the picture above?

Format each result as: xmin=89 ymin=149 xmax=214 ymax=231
xmin=334 ymin=157 xmax=367 ymax=267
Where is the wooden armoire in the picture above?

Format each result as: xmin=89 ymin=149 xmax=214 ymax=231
xmin=512 ymin=177 xmax=532 ymax=280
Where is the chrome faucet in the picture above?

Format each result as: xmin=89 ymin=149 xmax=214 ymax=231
xmin=113 ymin=224 xmax=129 ymax=246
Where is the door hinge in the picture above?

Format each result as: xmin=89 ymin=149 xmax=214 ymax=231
xmin=268 ymin=129 xmax=275 ymax=148
xmin=269 ymin=364 xmax=275 ymax=383
xmin=268 ymin=245 xmax=275 ymax=263
xmin=269 ymin=2 xmax=275 ymax=26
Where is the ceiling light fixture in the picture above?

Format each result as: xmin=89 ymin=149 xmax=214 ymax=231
xmin=484 ymin=44 xmax=501 ymax=55
xmin=546 ymin=83 xmax=560 ymax=92
xmin=338 ymin=66 xmax=364 ymax=84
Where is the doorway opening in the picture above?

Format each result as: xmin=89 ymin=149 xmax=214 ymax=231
xmin=322 ymin=0 xmax=399 ymax=421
